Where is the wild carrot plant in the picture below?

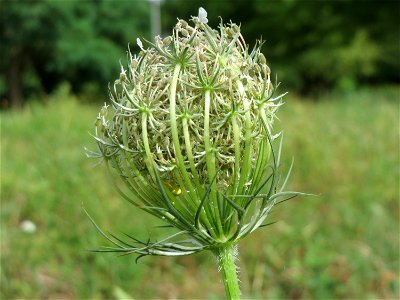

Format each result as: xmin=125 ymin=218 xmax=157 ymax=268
xmin=86 ymin=8 xmax=302 ymax=299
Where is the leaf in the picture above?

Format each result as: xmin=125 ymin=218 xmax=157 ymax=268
xmin=194 ymin=172 xmax=218 ymax=229
xmin=113 ymin=286 xmax=135 ymax=300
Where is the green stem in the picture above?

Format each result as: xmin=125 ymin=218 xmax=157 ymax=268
xmin=214 ymin=244 xmax=241 ymax=299
xmin=141 ymin=112 xmax=155 ymax=179
xmin=204 ymin=89 xmax=224 ymax=237
xmin=236 ymin=80 xmax=252 ymax=198
xmin=230 ymin=113 xmax=241 ymax=196
xmin=182 ymin=117 xmax=216 ymax=236
xmin=169 ymin=64 xmax=198 ymax=205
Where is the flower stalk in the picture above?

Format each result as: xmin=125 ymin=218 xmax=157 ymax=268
xmin=214 ymin=244 xmax=241 ymax=299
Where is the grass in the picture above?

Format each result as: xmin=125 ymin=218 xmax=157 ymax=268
xmin=1 ymin=86 xmax=399 ymax=299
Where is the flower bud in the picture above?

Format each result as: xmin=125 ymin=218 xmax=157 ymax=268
xmin=231 ymin=24 xmax=240 ymax=34
xmin=258 ymin=52 xmax=266 ymax=65
xmin=162 ymin=36 xmax=172 ymax=46
xmin=130 ymin=59 xmax=139 ymax=69
xmin=180 ymin=28 xmax=189 ymax=37
xmin=89 ymin=8 xmax=290 ymax=255
xmin=179 ymin=19 xmax=188 ymax=28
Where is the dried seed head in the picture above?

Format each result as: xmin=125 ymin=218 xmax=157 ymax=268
xmin=90 ymin=8 xmax=286 ymax=247
xmin=94 ymin=12 xmax=280 ymax=192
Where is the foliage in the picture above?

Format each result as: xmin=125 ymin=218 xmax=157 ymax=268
xmin=162 ymin=0 xmax=400 ymax=93
xmin=1 ymin=0 xmax=399 ymax=108
xmin=1 ymin=86 xmax=398 ymax=299
xmin=0 ymin=0 xmax=150 ymax=107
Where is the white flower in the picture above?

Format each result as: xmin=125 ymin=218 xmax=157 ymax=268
xmin=198 ymin=7 xmax=208 ymax=24
xmin=20 ymin=220 xmax=37 ymax=233
xmin=136 ymin=38 xmax=144 ymax=50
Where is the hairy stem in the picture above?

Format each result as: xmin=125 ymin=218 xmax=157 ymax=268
xmin=214 ymin=244 xmax=241 ymax=299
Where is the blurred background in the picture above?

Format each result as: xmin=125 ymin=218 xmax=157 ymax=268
xmin=1 ymin=0 xmax=399 ymax=299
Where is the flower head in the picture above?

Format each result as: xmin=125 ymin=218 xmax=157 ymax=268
xmin=88 ymin=9 xmax=299 ymax=258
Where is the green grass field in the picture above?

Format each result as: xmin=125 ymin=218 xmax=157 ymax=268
xmin=1 ymin=86 xmax=399 ymax=299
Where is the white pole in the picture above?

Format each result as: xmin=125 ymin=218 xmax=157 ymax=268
xmin=149 ymin=0 xmax=161 ymax=38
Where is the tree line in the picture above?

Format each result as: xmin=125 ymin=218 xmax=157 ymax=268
xmin=1 ymin=0 xmax=398 ymax=108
